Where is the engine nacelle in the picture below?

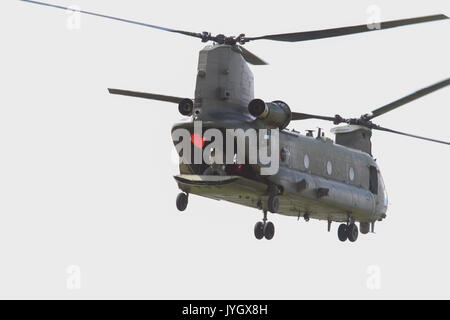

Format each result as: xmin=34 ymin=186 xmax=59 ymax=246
xmin=248 ymin=99 xmax=291 ymax=129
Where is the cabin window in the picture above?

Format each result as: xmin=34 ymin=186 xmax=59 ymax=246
xmin=349 ymin=167 xmax=355 ymax=181
xmin=280 ymin=147 xmax=290 ymax=162
xmin=369 ymin=166 xmax=378 ymax=194
xmin=326 ymin=161 xmax=333 ymax=175
xmin=304 ymin=154 xmax=310 ymax=169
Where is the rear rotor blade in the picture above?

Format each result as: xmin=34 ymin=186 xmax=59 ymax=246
xmin=108 ymin=88 xmax=187 ymax=104
xmin=238 ymin=45 xmax=267 ymax=65
xmin=373 ymin=125 xmax=450 ymax=145
xmin=365 ymin=78 xmax=450 ymax=120
xmin=20 ymin=0 xmax=203 ymax=40
xmin=244 ymin=14 xmax=448 ymax=43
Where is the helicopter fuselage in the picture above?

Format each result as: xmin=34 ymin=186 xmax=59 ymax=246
xmin=172 ymin=44 xmax=388 ymax=229
xmin=173 ymin=118 xmax=388 ymax=226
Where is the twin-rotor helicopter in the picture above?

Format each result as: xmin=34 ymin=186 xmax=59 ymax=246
xmin=22 ymin=0 xmax=449 ymax=242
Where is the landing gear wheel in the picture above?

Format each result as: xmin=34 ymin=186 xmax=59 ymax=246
xmin=347 ymin=223 xmax=359 ymax=242
xmin=263 ymin=221 xmax=275 ymax=240
xmin=267 ymin=196 xmax=279 ymax=213
xmin=338 ymin=224 xmax=348 ymax=242
xmin=254 ymin=221 xmax=264 ymax=240
xmin=176 ymin=192 xmax=188 ymax=211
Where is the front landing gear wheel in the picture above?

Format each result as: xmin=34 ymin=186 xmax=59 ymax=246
xmin=347 ymin=223 xmax=359 ymax=242
xmin=263 ymin=221 xmax=275 ymax=240
xmin=338 ymin=224 xmax=348 ymax=242
xmin=176 ymin=192 xmax=188 ymax=211
xmin=254 ymin=221 xmax=264 ymax=240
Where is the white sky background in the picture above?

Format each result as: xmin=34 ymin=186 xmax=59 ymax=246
xmin=0 ymin=0 xmax=449 ymax=298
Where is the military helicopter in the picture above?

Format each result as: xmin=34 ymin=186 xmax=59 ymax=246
xmin=22 ymin=0 xmax=450 ymax=242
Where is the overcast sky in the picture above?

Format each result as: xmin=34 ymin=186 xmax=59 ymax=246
xmin=1 ymin=0 xmax=449 ymax=298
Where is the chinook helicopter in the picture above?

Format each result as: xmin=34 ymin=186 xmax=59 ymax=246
xmin=22 ymin=0 xmax=450 ymax=242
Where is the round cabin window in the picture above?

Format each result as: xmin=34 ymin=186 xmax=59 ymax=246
xmin=326 ymin=161 xmax=333 ymax=175
xmin=304 ymin=154 xmax=310 ymax=169
xmin=280 ymin=147 xmax=290 ymax=162
xmin=349 ymin=167 xmax=355 ymax=181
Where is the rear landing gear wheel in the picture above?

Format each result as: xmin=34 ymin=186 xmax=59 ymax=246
xmin=254 ymin=221 xmax=264 ymax=240
xmin=338 ymin=224 xmax=348 ymax=242
xmin=263 ymin=221 xmax=275 ymax=240
xmin=176 ymin=192 xmax=188 ymax=211
xmin=347 ymin=223 xmax=359 ymax=242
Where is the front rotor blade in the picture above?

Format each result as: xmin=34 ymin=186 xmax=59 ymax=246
xmin=365 ymin=78 xmax=450 ymax=120
xmin=244 ymin=14 xmax=448 ymax=42
xmin=108 ymin=89 xmax=187 ymax=104
xmin=374 ymin=125 xmax=450 ymax=145
xmin=21 ymin=0 xmax=203 ymax=40
xmin=291 ymin=112 xmax=337 ymax=122
xmin=238 ymin=46 xmax=267 ymax=65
